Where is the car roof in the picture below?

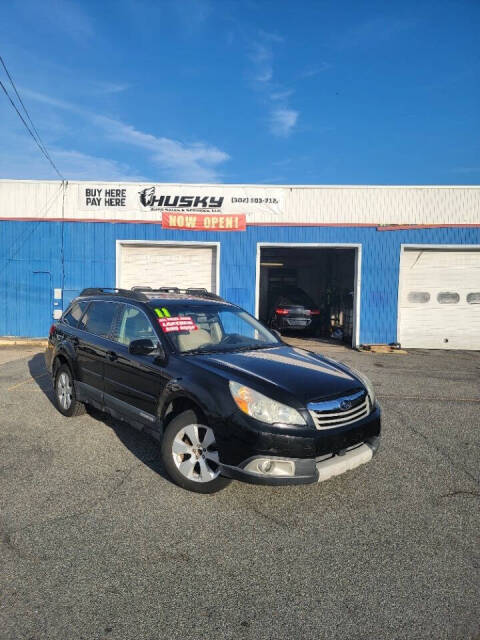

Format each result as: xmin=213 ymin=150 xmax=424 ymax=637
xmin=146 ymin=295 xmax=234 ymax=308
xmin=76 ymin=289 xmax=235 ymax=309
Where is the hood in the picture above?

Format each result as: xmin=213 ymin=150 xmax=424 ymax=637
xmin=189 ymin=345 xmax=364 ymax=405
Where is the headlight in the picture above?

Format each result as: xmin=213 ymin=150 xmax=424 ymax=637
xmin=349 ymin=368 xmax=376 ymax=406
xmin=229 ymin=381 xmax=306 ymax=425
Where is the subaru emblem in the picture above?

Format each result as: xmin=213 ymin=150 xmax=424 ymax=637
xmin=340 ymin=400 xmax=352 ymax=411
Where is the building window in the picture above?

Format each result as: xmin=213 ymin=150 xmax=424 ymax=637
xmin=467 ymin=292 xmax=480 ymax=304
xmin=437 ymin=292 xmax=460 ymax=304
xmin=407 ymin=291 xmax=430 ymax=303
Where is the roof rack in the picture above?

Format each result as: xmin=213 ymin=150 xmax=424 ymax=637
xmin=78 ymin=287 xmax=149 ymax=301
xmin=132 ymin=287 xmax=223 ymax=301
xmin=78 ymin=287 xmax=223 ymax=301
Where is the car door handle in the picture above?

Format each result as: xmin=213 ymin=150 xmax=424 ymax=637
xmin=107 ymin=350 xmax=118 ymax=362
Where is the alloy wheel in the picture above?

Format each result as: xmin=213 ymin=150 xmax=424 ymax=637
xmin=172 ymin=424 xmax=220 ymax=483
xmin=57 ymin=371 xmax=73 ymax=410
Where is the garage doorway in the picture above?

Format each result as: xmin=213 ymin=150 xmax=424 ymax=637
xmin=256 ymin=244 xmax=360 ymax=347
xmin=116 ymin=241 xmax=220 ymax=293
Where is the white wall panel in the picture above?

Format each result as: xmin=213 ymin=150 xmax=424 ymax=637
xmin=1 ymin=180 xmax=479 ymax=226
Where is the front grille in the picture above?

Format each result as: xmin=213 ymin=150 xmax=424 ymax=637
xmin=308 ymin=391 xmax=370 ymax=430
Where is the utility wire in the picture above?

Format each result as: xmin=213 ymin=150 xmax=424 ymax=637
xmin=0 ymin=55 xmax=52 ymax=161
xmin=0 ymin=60 xmax=65 ymax=181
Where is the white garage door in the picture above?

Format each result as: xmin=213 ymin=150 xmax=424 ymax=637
xmin=118 ymin=243 xmax=217 ymax=293
xmin=398 ymin=248 xmax=480 ymax=349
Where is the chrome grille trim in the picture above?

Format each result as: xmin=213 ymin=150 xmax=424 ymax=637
xmin=308 ymin=392 xmax=370 ymax=430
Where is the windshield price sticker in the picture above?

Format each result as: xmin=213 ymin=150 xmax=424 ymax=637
xmin=158 ymin=316 xmax=198 ymax=333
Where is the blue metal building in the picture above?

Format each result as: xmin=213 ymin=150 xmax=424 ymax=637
xmin=1 ymin=180 xmax=479 ymax=349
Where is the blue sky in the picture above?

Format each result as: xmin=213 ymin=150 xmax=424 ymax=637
xmin=0 ymin=0 xmax=479 ymax=184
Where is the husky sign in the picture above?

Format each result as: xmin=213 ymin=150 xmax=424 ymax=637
xmin=77 ymin=183 xmax=284 ymax=221
xmin=139 ymin=187 xmax=223 ymax=211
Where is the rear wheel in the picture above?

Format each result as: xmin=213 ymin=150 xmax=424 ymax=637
xmin=54 ymin=364 xmax=85 ymax=417
xmin=161 ymin=409 xmax=231 ymax=494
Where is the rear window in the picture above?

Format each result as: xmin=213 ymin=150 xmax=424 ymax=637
xmin=62 ymin=301 xmax=88 ymax=327
xmin=79 ymin=301 xmax=118 ymax=338
xmin=275 ymin=288 xmax=315 ymax=307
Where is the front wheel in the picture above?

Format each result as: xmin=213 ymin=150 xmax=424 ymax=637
xmin=161 ymin=409 xmax=231 ymax=494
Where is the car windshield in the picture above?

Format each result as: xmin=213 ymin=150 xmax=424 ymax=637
xmin=273 ymin=288 xmax=315 ymax=307
xmin=151 ymin=302 xmax=281 ymax=354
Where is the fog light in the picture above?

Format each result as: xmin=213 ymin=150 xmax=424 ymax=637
xmin=244 ymin=458 xmax=295 ymax=477
xmin=259 ymin=460 xmax=272 ymax=473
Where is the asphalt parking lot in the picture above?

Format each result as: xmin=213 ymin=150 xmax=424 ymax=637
xmin=0 ymin=340 xmax=479 ymax=640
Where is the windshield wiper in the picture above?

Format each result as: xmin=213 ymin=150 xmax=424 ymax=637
xmin=216 ymin=343 xmax=278 ymax=353
xmin=182 ymin=344 xmax=275 ymax=356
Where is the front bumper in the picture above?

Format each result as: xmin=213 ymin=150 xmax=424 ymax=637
xmin=216 ymin=407 xmax=381 ymax=485
xmin=221 ymin=436 xmax=380 ymax=485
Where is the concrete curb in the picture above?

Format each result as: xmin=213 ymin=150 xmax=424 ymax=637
xmin=0 ymin=338 xmax=48 ymax=347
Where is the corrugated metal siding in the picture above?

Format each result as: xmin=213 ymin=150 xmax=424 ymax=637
xmin=1 ymin=219 xmax=479 ymax=340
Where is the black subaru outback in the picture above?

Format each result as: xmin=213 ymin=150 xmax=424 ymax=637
xmin=45 ymin=287 xmax=381 ymax=493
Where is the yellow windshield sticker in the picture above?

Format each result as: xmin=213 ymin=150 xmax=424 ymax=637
xmin=161 ymin=307 xmax=171 ymax=317
xmin=154 ymin=308 xmax=164 ymax=318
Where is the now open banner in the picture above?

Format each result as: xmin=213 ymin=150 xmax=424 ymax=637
xmin=161 ymin=212 xmax=246 ymax=231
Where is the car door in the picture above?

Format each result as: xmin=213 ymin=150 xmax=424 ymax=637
xmin=103 ymin=303 xmax=169 ymax=427
xmin=75 ymin=300 xmax=118 ymax=405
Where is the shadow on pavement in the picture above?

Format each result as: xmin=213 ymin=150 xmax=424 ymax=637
xmin=28 ymin=353 xmax=169 ymax=481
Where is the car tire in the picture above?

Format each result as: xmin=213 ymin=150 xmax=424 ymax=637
xmin=54 ymin=364 xmax=86 ymax=417
xmin=161 ymin=409 xmax=231 ymax=494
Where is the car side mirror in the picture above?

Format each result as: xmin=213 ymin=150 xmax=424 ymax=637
xmin=129 ymin=338 xmax=160 ymax=356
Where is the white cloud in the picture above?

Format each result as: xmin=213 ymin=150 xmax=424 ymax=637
xmin=91 ymin=82 xmax=131 ymax=95
xmin=269 ymin=108 xmax=298 ymax=137
xmin=301 ymin=62 xmax=332 ymax=78
xmin=18 ymin=89 xmax=230 ymax=182
xmin=0 ymin=131 xmax=145 ymax=181
xmin=247 ymin=31 xmax=300 ymax=138
xmin=95 ymin=116 xmax=230 ymax=181
xmin=21 ymin=88 xmax=85 ymax=114
xmin=249 ymin=42 xmax=274 ymax=84
xmin=51 ymin=149 xmax=146 ymax=181
xmin=271 ymin=89 xmax=294 ymax=101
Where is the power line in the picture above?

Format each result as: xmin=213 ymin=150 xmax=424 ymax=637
xmin=0 ymin=59 xmax=65 ymax=181
xmin=0 ymin=55 xmax=52 ymax=161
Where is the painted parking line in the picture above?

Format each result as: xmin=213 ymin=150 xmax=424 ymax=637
xmin=7 ymin=372 xmax=49 ymax=392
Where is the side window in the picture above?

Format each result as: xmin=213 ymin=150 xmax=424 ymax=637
xmin=407 ymin=291 xmax=430 ymax=304
xmin=62 ymin=301 xmax=87 ymax=327
xmin=113 ymin=306 xmax=158 ymax=347
xmin=437 ymin=292 xmax=460 ymax=304
xmin=467 ymin=293 xmax=480 ymax=304
xmin=79 ymin=301 xmax=117 ymax=338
